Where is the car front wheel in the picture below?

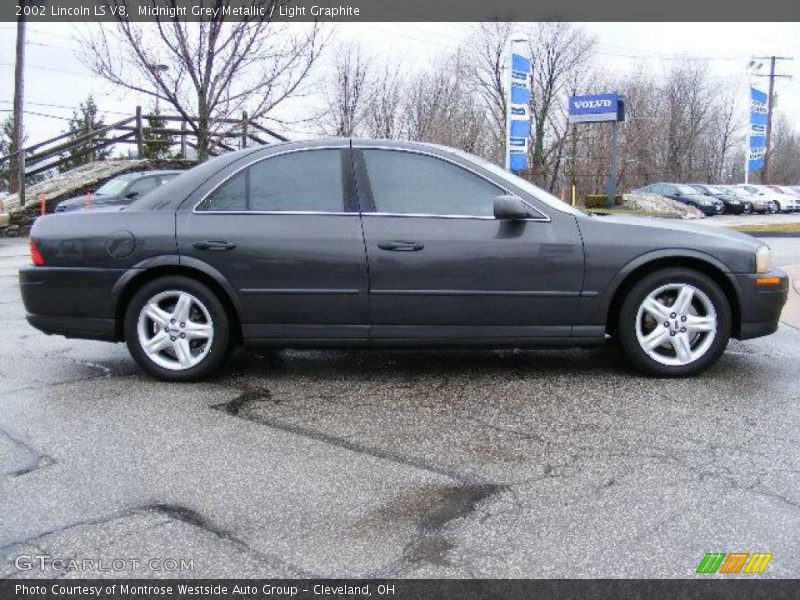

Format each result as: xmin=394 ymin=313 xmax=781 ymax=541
xmin=618 ymin=268 xmax=731 ymax=376
xmin=124 ymin=276 xmax=231 ymax=381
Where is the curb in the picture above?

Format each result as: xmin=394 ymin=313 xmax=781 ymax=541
xmin=734 ymin=231 xmax=800 ymax=238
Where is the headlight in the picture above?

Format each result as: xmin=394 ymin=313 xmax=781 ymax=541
xmin=756 ymin=245 xmax=772 ymax=273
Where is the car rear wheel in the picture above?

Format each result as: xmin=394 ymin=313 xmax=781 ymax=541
xmin=743 ymin=202 xmax=753 ymax=214
xmin=124 ymin=276 xmax=230 ymax=381
xmin=617 ymin=268 xmax=731 ymax=376
xmin=768 ymin=201 xmax=778 ymax=214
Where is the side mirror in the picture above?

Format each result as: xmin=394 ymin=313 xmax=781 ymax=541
xmin=125 ymin=191 xmax=139 ymax=199
xmin=494 ymin=195 xmax=530 ymax=220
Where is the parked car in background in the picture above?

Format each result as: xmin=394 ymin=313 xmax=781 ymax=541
xmin=688 ymin=184 xmax=745 ymax=215
xmin=20 ymin=139 xmax=788 ymax=380
xmin=767 ymin=186 xmax=800 ymax=212
xmin=54 ymin=171 xmax=181 ymax=213
xmin=717 ymin=185 xmax=757 ymax=214
xmin=735 ymin=184 xmax=780 ymax=214
xmin=632 ymin=183 xmax=724 ymax=216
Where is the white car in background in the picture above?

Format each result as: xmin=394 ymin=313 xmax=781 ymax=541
xmin=731 ymin=185 xmax=777 ymax=214
xmin=736 ymin=184 xmax=782 ymax=214
xmin=768 ymin=186 xmax=800 ymax=212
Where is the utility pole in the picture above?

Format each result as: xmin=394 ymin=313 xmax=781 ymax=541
xmin=753 ymin=55 xmax=793 ymax=184
xmin=11 ymin=0 xmax=26 ymax=205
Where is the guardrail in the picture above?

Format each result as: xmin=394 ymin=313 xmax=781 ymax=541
xmin=0 ymin=106 xmax=288 ymax=206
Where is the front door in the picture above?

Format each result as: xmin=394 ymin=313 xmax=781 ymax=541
xmin=176 ymin=147 xmax=369 ymax=341
xmin=355 ymin=148 xmax=584 ymax=341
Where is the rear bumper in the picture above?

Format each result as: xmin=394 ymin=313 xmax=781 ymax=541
xmin=26 ymin=314 xmax=117 ymax=342
xmin=730 ymin=269 xmax=789 ymax=340
xmin=19 ymin=265 xmax=123 ymax=342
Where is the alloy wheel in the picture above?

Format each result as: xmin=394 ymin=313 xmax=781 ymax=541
xmin=635 ymin=283 xmax=717 ymax=367
xmin=137 ymin=290 xmax=214 ymax=370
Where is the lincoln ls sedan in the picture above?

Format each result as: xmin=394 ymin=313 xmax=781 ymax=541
xmin=20 ymin=139 xmax=788 ymax=381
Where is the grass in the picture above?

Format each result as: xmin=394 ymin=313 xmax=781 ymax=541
xmin=727 ymin=222 xmax=800 ymax=234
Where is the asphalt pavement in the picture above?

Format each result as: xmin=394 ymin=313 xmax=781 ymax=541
xmin=0 ymin=236 xmax=799 ymax=579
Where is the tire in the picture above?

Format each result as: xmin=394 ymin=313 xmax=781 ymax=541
xmin=743 ymin=202 xmax=753 ymax=215
xmin=617 ymin=268 xmax=731 ymax=377
xmin=768 ymin=201 xmax=778 ymax=214
xmin=124 ymin=276 xmax=231 ymax=381
xmin=773 ymin=201 xmax=782 ymax=213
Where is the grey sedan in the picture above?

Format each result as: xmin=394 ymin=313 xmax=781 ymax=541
xmin=20 ymin=139 xmax=788 ymax=381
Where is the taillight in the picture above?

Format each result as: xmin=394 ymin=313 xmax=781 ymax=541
xmin=30 ymin=238 xmax=45 ymax=266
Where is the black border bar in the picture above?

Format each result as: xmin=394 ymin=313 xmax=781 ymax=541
xmin=4 ymin=0 xmax=800 ymax=22
xmin=4 ymin=579 xmax=800 ymax=600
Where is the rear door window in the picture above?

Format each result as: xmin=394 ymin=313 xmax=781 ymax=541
xmin=198 ymin=150 xmax=344 ymax=213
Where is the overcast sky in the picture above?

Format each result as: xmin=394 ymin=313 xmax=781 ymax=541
xmin=1 ymin=22 xmax=798 ymax=148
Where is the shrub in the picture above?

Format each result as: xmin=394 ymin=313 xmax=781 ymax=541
xmin=584 ymin=194 xmax=623 ymax=208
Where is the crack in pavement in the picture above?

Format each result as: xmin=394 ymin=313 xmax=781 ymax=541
xmin=212 ymin=384 xmax=487 ymax=485
xmin=0 ymin=504 xmax=316 ymax=578
xmin=0 ymin=427 xmax=55 ymax=478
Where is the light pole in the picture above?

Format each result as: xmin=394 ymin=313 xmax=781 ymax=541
xmin=150 ymin=64 xmax=169 ymax=113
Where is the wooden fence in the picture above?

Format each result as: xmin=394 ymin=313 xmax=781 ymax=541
xmin=0 ymin=107 xmax=288 ymax=206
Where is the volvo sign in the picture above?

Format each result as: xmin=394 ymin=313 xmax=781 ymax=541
xmin=568 ymin=93 xmax=624 ymax=123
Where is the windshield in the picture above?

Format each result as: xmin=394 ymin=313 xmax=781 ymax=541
xmin=95 ymin=175 xmax=134 ymax=196
xmin=705 ymin=186 xmax=725 ymax=195
xmin=445 ymin=147 xmax=585 ymax=217
xmin=674 ymin=184 xmax=697 ymax=195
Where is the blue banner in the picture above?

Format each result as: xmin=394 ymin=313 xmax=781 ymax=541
xmin=568 ymin=93 xmax=620 ymax=123
xmin=506 ymin=51 xmax=532 ymax=172
xmin=748 ymin=87 xmax=768 ymax=173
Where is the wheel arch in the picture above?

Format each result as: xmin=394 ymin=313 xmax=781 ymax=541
xmin=605 ymin=252 xmax=741 ymax=339
xmin=111 ymin=258 xmax=242 ymax=343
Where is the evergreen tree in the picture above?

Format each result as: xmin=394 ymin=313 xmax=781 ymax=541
xmin=60 ymin=96 xmax=109 ymax=172
xmin=143 ymin=110 xmax=174 ymax=159
xmin=0 ymin=116 xmax=29 ymax=192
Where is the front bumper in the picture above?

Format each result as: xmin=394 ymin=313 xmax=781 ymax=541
xmin=698 ymin=205 xmax=719 ymax=216
xmin=730 ymin=269 xmax=789 ymax=340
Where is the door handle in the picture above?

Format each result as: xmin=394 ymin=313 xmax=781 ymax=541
xmin=377 ymin=240 xmax=424 ymax=251
xmin=193 ymin=240 xmax=237 ymax=251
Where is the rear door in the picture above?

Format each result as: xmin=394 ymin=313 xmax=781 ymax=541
xmin=355 ymin=147 xmax=584 ymax=341
xmin=176 ymin=147 xmax=369 ymax=341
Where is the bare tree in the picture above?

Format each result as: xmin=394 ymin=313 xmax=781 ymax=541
xmin=528 ymin=23 xmax=595 ymax=189
xmin=769 ymin=115 xmax=800 ymax=184
xmin=320 ymin=42 xmax=372 ymax=137
xmin=80 ymin=3 xmax=326 ymax=160
xmin=366 ymin=61 xmax=405 ymax=140
xmin=460 ymin=22 xmax=513 ymax=161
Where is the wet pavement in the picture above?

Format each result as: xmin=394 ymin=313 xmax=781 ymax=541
xmin=0 ymin=236 xmax=798 ymax=579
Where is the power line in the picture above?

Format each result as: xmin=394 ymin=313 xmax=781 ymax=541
xmin=0 ymin=99 xmax=132 ymax=117
xmin=0 ymin=62 xmax=93 ymax=78
xmin=0 ymin=108 xmax=71 ymax=121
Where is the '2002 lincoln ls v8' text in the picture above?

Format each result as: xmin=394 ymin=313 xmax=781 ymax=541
xmin=20 ymin=139 xmax=788 ymax=381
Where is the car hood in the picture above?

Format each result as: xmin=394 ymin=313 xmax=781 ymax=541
xmin=682 ymin=193 xmax=718 ymax=203
xmin=57 ymin=196 xmax=91 ymax=207
xmin=58 ymin=194 xmax=120 ymax=206
xmin=586 ymin=214 xmax=760 ymax=249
